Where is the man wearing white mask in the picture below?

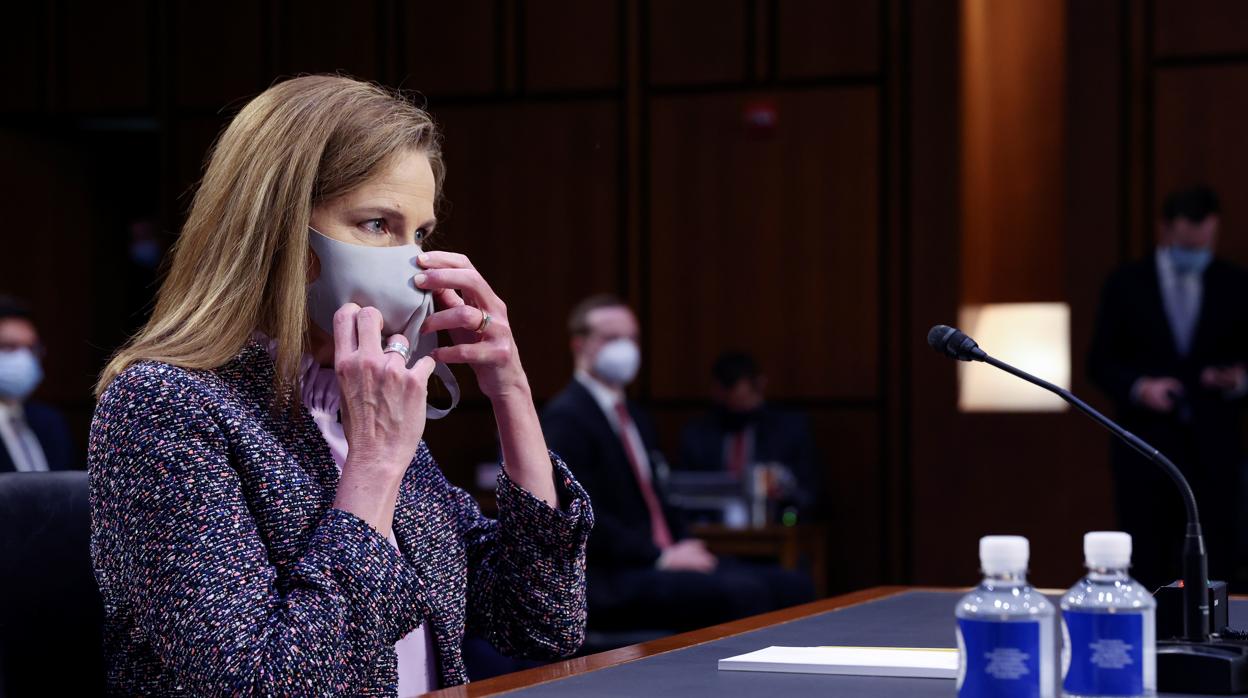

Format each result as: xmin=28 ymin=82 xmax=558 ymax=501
xmin=542 ymin=295 xmax=812 ymax=636
xmin=0 ymin=296 xmax=75 ymax=473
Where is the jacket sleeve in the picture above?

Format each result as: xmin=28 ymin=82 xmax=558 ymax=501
xmin=31 ymin=402 xmax=79 ymax=471
xmin=1089 ymin=271 xmax=1145 ymax=406
xmin=453 ymin=453 xmax=593 ymax=658
xmin=89 ymin=366 xmax=428 ymax=695
xmin=541 ymin=405 xmax=664 ymax=567
xmin=784 ymin=412 xmax=823 ymax=514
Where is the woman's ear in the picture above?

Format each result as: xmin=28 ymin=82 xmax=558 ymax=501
xmin=307 ymin=247 xmax=320 ymax=284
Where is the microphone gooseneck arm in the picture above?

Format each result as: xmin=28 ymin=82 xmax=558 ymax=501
xmin=928 ymin=324 xmax=1211 ymax=642
xmin=981 ymin=354 xmax=1200 ymax=527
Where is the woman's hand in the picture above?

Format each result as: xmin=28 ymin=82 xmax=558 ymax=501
xmin=415 ymin=252 xmax=528 ymax=400
xmin=416 ymin=252 xmax=559 ymax=507
xmin=331 ymin=303 xmax=436 ymax=536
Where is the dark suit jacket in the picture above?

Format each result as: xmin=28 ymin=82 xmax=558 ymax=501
xmin=1089 ymin=255 xmax=1248 ymax=472
xmin=0 ymin=401 xmax=77 ymax=473
xmin=541 ymin=380 xmax=686 ymax=570
xmin=678 ymin=405 xmax=821 ymax=514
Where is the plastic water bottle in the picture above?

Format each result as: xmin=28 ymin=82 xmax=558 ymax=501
xmin=1061 ymin=531 xmax=1156 ymax=697
xmin=956 ymin=535 xmax=1057 ymax=697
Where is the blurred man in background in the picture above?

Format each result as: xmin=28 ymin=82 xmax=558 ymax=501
xmin=541 ymin=295 xmax=813 ymax=635
xmin=0 ymin=296 xmax=76 ymax=472
xmin=1089 ymin=186 xmax=1248 ymax=587
xmin=678 ymin=351 xmax=822 ymax=522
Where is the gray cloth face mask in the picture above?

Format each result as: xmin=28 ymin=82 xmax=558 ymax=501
xmin=306 ymin=227 xmax=459 ymax=419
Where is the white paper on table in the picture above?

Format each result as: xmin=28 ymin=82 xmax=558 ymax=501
xmin=717 ymin=645 xmax=958 ymax=679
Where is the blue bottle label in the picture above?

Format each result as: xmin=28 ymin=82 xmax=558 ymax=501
xmin=1062 ymin=611 xmax=1143 ymax=696
xmin=957 ymin=618 xmax=1042 ymax=698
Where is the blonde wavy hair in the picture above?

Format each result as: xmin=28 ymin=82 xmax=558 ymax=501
xmin=96 ymin=74 xmax=444 ymax=400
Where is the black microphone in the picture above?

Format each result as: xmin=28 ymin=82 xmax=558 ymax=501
xmin=926 ymin=324 xmax=1248 ymax=693
xmin=927 ymin=323 xmax=1209 ymax=638
xmin=926 ymin=324 xmax=987 ymax=362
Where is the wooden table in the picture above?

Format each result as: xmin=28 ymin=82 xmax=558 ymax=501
xmin=690 ymin=522 xmax=828 ymax=597
xmin=426 ymin=585 xmax=903 ymax=697
xmin=429 ymin=587 xmax=1246 ymax=697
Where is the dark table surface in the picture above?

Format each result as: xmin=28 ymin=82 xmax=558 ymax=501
xmin=493 ymin=590 xmax=1243 ymax=698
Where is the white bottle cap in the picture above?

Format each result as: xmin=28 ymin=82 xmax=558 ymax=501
xmin=1084 ymin=531 xmax=1132 ymax=568
xmin=979 ymin=535 xmax=1029 ymax=574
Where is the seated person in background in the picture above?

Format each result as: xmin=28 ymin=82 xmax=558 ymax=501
xmin=679 ymin=351 xmax=822 ymax=522
xmin=541 ymin=295 xmax=813 ymax=633
xmin=0 ymin=295 xmax=76 ymax=472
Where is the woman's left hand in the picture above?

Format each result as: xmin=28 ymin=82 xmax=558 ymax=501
xmin=415 ymin=251 xmax=528 ymax=400
xmin=416 ymin=250 xmax=558 ymax=507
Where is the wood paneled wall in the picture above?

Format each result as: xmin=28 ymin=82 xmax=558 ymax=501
xmin=906 ymin=0 xmax=1248 ymax=588
xmin=8 ymin=0 xmax=1240 ymax=595
xmin=1 ymin=0 xmax=898 ymax=596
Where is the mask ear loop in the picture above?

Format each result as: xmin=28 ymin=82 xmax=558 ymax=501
xmin=410 ymin=307 xmax=460 ymax=420
xmin=421 ymin=329 xmax=461 ymax=417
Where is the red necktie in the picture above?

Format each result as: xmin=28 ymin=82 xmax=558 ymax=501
xmin=613 ymin=402 xmax=674 ymax=549
xmin=726 ymin=430 xmax=748 ymax=478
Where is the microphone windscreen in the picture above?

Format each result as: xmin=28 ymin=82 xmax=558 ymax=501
xmin=927 ymin=325 xmax=957 ymax=355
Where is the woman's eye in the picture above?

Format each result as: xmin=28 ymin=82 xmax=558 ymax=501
xmin=415 ymin=228 xmax=428 ymax=243
xmin=362 ymin=219 xmax=386 ymax=234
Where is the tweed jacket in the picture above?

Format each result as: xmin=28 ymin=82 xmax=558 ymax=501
xmin=88 ymin=341 xmax=593 ymax=695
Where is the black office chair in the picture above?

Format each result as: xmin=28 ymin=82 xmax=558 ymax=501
xmin=0 ymin=471 xmax=105 ymax=696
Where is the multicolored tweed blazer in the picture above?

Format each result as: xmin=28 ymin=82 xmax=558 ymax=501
xmin=88 ymin=341 xmax=593 ymax=695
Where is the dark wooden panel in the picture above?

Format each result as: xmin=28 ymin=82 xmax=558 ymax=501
xmin=1066 ymin=0 xmax=1128 ymax=410
xmin=776 ymin=0 xmax=879 ymax=79
xmin=960 ymin=0 xmax=1066 ymax=304
xmin=434 ymin=101 xmax=620 ymax=401
xmin=809 ymin=409 xmax=880 ymax=592
xmin=649 ymin=0 xmax=747 ymax=85
xmin=1155 ymin=0 xmax=1248 ymax=58
xmin=525 ymin=0 xmax=620 ymax=91
xmin=0 ymin=131 xmax=95 ymax=404
xmin=173 ymin=0 xmax=266 ymax=109
xmin=0 ymin=128 xmax=163 ymax=457
xmin=280 ymin=0 xmax=383 ymax=80
xmin=649 ymin=406 xmax=701 ymax=463
xmin=1155 ymin=65 xmax=1248 ymax=267
xmin=55 ymin=0 xmax=151 ymax=111
xmin=422 ymin=404 xmax=503 ymax=490
xmin=911 ymin=412 xmax=1113 ymax=588
xmin=397 ymin=0 xmax=497 ymax=96
xmin=173 ymin=117 xmax=232 ymax=224
xmin=648 ymin=89 xmax=880 ymax=401
xmin=0 ymin=2 xmax=51 ymax=112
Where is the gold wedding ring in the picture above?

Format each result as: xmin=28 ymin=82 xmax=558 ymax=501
xmin=474 ymin=307 xmax=492 ymax=335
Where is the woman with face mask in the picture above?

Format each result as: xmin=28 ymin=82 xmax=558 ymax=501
xmin=89 ymin=75 xmax=593 ymax=696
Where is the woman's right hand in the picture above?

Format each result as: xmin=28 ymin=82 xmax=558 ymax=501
xmin=331 ymin=303 xmax=435 ymax=536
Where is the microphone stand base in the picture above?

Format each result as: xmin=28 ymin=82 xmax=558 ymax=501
xmin=1158 ymin=639 xmax=1248 ymax=694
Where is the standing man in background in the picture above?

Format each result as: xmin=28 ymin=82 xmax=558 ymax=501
xmin=1089 ymin=186 xmax=1248 ymax=587
xmin=0 ymin=295 xmax=76 ymax=472
xmin=542 ymin=295 xmax=812 ymax=634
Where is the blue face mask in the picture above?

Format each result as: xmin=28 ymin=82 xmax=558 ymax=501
xmin=1168 ymin=245 xmax=1213 ymax=276
xmin=0 ymin=348 xmax=43 ymax=401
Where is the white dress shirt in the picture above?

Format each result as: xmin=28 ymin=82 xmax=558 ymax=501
xmin=0 ymin=401 xmax=50 ymax=472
